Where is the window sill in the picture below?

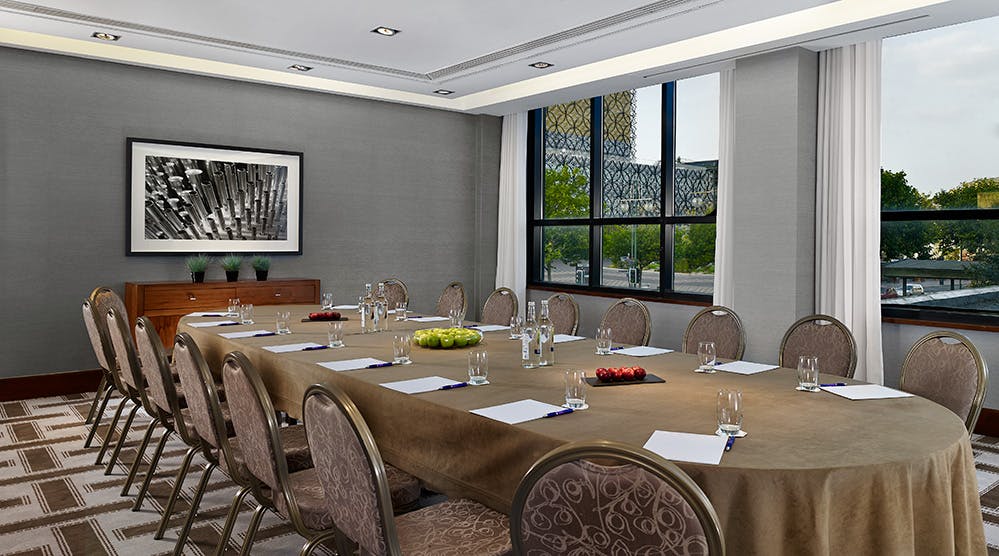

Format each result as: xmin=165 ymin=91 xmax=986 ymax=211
xmin=527 ymin=283 xmax=712 ymax=307
xmin=881 ymin=316 xmax=999 ymax=333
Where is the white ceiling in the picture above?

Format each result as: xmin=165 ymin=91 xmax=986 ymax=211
xmin=1 ymin=0 xmax=998 ymax=115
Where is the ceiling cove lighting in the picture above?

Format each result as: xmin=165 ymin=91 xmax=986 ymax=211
xmin=91 ymin=31 xmax=119 ymax=41
xmin=372 ymin=26 xmax=400 ymax=37
xmin=529 ymin=61 xmax=554 ymax=69
xmin=288 ymin=64 xmax=313 ymax=72
xmin=433 ymin=89 xmax=454 ymax=95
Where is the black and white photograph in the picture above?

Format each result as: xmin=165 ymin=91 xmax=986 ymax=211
xmin=128 ymin=139 xmax=302 ymax=254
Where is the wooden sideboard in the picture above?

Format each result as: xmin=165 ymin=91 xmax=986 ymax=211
xmin=125 ymin=278 xmax=320 ymax=348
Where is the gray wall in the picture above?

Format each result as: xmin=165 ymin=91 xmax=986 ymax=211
xmin=0 ymin=46 xmax=501 ymax=378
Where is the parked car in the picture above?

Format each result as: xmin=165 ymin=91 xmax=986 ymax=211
xmin=881 ymin=287 xmax=898 ymax=299
xmin=905 ymin=284 xmax=925 ymax=295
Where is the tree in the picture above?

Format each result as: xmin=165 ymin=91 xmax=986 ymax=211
xmin=675 ymin=224 xmax=716 ymax=273
xmin=541 ymin=166 xmax=589 ymax=280
xmin=880 ymin=169 xmax=933 ymax=261
xmin=932 ymin=177 xmax=999 ymax=261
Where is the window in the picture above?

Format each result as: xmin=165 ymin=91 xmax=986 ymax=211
xmin=881 ymin=16 xmax=999 ymax=325
xmin=528 ymin=75 xmax=719 ymax=301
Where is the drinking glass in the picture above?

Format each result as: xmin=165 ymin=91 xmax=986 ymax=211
xmin=393 ymin=334 xmax=412 ymax=364
xmin=509 ymin=315 xmax=523 ymax=339
xmin=275 ymin=311 xmax=292 ymax=335
xmin=564 ymin=370 xmax=588 ymax=409
xmin=449 ymin=308 xmax=465 ymax=328
xmin=717 ymin=389 xmax=743 ymax=436
xmin=320 ymin=292 xmax=334 ymax=310
xmin=595 ymin=327 xmax=612 ymax=355
xmin=468 ymin=350 xmax=489 ymax=385
xmin=239 ymin=303 xmax=254 ymax=325
xmin=395 ymin=302 xmax=408 ymax=321
xmin=327 ymin=321 xmax=344 ymax=348
xmin=697 ymin=342 xmax=717 ymax=373
xmin=796 ymin=355 xmax=820 ymax=392
xmin=227 ymin=297 xmax=241 ymax=317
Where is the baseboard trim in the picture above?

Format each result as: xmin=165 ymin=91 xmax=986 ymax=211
xmin=0 ymin=369 xmax=103 ymax=402
xmin=975 ymin=408 xmax=999 ymax=437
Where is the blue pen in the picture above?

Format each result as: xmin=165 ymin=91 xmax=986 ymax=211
xmin=302 ymin=345 xmax=329 ymax=351
xmin=544 ymin=408 xmax=574 ymax=418
xmin=253 ymin=332 xmax=276 ymax=337
xmin=218 ymin=322 xmax=239 ymax=326
xmin=725 ymin=436 xmax=735 ymax=452
xmin=367 ymin=362 xmax=395 ymax=369
xmin=610 ymin=346 xmax=624 ymax=351
xmin=440 ymin=382 xmax=468 ymax=390
xmin=820 ymin=382 xmax=846 ymax=387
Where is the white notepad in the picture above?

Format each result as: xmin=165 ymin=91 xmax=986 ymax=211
xmin=820 ymin=384 xmax=914 ymax=400
xmin=381 ymin=376 xmax=461 ymax=394
xmin=219 ymin=330 xmax=275 ymax=339
xmin=409 ymin=316 xmax=450 ymax=323
xmin=643 ymin=430 xmax=728 ymax=465
xmin=470 ymin=399 xmax=566 ymax=425
xmin=714 ymin=361 xmax=779 ymax=375
xmin=318 ymin=358 xmax=389 ymax=372
xmin=186 ymin=311 xmax=227 ymax=317
xmin=331 ymin=304 xmax=358 ymax=310
xmin=469 ymin=324 xmax=510 ymax=332
xmin=187 ymin=320 xmax=239 ymax=328
xmin=615 ymin=346 xmax=674 ymax=357
xmin=262 ymin=342 xmax=325 ymax=353
xmin=553 ymin=334 xmax=586 ymax=343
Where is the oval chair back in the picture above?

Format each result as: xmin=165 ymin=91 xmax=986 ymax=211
xmin=546 ymin=293 xmax=580 ymax=335
xmin=481 ymin=287 xmax=519 ymax=325
xmin=682 ymin=305 xmax=746 ymax=360
xmin=599 ymin=298 xmax=651 ymax=346
xmin=778 ymin=314 xmax=857 ymax=378
xmin=900 ymin=331 xmax=988 ymax=432
xmin=435 ymin=281 xmax=467 ymax=317
xmin=380 ymin=278 xmax=410 ymax=308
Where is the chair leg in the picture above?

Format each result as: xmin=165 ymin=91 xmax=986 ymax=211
xmin=94 ymin=397 xmax=131 ymax=465
xmin=133 ymin=429 xmax=172 ymax=510
xmin=154 ymin=445 xmax=198 ymax=540
xmin=300 ymin=531 xmax=338 ymax=556
xmin=239 ymin=504 xmax=267 ymax=556
xmin=84 ymin=374 xmax=108 ymax=425
xmin=171 ymin=462 xmax=217 ymax=556
xmin=104 ymin=402 xmax=141 ymax=475
xmin=84 ymin=385 xmax=114 ymax=448
xmin=213 ymin=485 xmax=251 ymax=556
xmin=120 ymin=417 xmax=159 ymax=496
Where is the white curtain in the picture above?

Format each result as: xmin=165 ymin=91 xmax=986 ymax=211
xmin=816 ymin=41 xmax=884 ymax=384
xmin=495 ymin=112 xmax=528 ymax=308
xmin=713 ymin=68 xmax=736 ymax=307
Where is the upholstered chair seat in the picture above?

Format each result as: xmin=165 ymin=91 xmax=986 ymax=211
xmin=682 ymin=306 xmax=746 ymax=360
xmin=394 ymin=498 xmax=511 ymax=556
xmin=481 ymin=287 xmax=519 ymax=325
xmin=599 ymin=298 xmax=652 ymax=347
xmin=272 ymin=468 xmax=335 ymax=531
xmin=225 ymin=428 xmax=313 ymax=474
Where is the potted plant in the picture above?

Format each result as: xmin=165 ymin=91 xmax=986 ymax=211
xmin=185 ymin=254 xmax=210 ymax=283
xmin=251 ymin=255 xmax=271 ymax=281
xmin=220 ymin=254 xmax=243 ymax=282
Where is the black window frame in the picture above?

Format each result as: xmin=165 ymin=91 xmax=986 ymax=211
xmin=527 ymin=82 xmax=716 ymax=303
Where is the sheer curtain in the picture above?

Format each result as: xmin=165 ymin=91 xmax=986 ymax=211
xmin=712 ymin=68 xmax=736 ymax=307
xmin=495 ymin=112 xmax=528 ymax=307
xmin=816 ymin=41 xmax=884 ymax=384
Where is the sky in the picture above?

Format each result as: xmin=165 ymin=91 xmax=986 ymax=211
xmin=633 ymin=73 xmax=720 ymax=164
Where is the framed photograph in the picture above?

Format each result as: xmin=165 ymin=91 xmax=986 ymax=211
xmin=127 ymin=138 xmax=303 ymax=254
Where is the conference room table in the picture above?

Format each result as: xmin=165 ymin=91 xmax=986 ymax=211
xmin=180 ymin=305 xmax=985 ymax=554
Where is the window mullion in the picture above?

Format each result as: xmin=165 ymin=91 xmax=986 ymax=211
xmin=590 ymin=97 xmax=603 ymax=288
xmin=661 ymin=82 xmax=677 ymax=293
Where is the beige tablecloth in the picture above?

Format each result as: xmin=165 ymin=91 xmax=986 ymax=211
xmin=181 ymin=305 xmax=986 ymax=555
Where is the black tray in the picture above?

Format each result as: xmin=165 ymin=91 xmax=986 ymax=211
xmin=301 ymin=316 xmax=350 ymax=322
xmin=586 ymin=374 xmax=665 ymax=387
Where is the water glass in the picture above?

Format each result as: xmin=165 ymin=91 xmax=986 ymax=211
xmin=697 ymin=342 xmax=717 ymax=373
xmin=395 ymin=302 xmax=408 ymax=321
xmin=449 ymin=308 xmax=465 ymax=328
xmin=468 ymin=350 xmax=489 ymax=385
xmin=717 ymin=389 xmax=743 ymax=436
xmin=564 ymin=370 xmax=588 ymax=409
xmin=327 ymin=321 xmax=344 ymax=348
xmin=275 ymin=311 xmax=292 ymax=335
xmin=393 ymin=334 xmax=412 ymax=364
xmin=796 ymin=355 xmax=820 ymax=392
xmin=227 ymin=297 xmax=241 ymax=317
xmin=595 ymin=327 xmax=612 ymax=355
xmin=239 ymin=303 xmax=254 ymax=325
xmin=509 ymin=315 xmax=523 ymax=339
xmin=320 ymin=292 xmax=334 ymax=310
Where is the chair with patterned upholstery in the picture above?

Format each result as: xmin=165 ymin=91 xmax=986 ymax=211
xmin=435 ymin=281 xmax=467 ymax=317
xmin=380 ymin=278 xmax=410 ymax=309
xmin=80 ymin=292 xmax=124 ymax=449
xmin=481 ymin=287 xmax=519 ymax=325
xmin=512 ymin=440 xmax=725 ymax=555
xmin=546 ymin=293 xmax=580 ymax=335
xmin=598 ymin=298 xmax=651 ymax=346
xmin=221 ymin=353 xmax=422 ymax=555
xmin=900 ymin=331 xmax=988 ymax=433
xmin=303 ymin=383 xmax=512 ymax=556
xmin=682 ymin=306 xmax=746 ymax=360
xmin=778 ymin=314 xmax=858 ymax=379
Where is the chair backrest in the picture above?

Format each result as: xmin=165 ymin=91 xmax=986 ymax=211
xmin=546 ymin=293 xmax=580 ymax=335
xmin=435 ymin=281 xmax=467 ymax=317
xmin=900 ymin=331 xmax=988 ymax=432
xmin=81 ymin=297 xmax=114 ymax=374
xmin=511 ymin=440 xmax=725 ymax=555
xmin=778 ymin=314 xmax=858 ymax=378
xmin=599 ymin=298 xmax=651 ymax=346
xmin=134 ymin=316 xmax=185 ymax=425
xmin=104 ymin=305 xmax=146 ymax=401
xmin=682 ymin=306 xmax=746 ymax=360
xmin=481 ymin=287 xmax=519 ymax=325
xmin=380 ymin=278 xmax=409 ymax=308
xmin=304 ymin=383 xmax=400 ymax=556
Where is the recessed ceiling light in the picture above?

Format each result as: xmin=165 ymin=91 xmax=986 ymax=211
xmin=91 ymin=32 xmax=120 ymax=41
xmin=372 ymin=26 xmax=400 ymax=37
xmin=434 ymin=89 xmax=454 ymax=95
xmin=529 ymin=62 xmax=554 ymax=69
xmin=288 ymin=64 xmax=313 ymax=72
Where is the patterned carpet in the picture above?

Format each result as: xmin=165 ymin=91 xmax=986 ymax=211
xmin=972 ymin=434 xmax=999 ymax=556
xmin=0 ymin=392 xmax=333 ymax=555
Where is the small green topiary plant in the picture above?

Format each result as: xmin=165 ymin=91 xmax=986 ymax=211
xmin=185 ymin=253 xmax=211 ymax=273
xmin=220 ymin=254 xmax=243 ymax=272
xmin=250 ymin=255 xmax=271 ymax=271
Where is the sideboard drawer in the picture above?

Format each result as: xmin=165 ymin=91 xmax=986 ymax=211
xmin=143 ymin=286 xmax=237 ymax=310
xmin=237 ymin=284 xmax=316 ymax=306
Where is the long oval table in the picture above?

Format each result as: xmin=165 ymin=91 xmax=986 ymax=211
xmin=181 ymin=305 xmax=985 ymax=555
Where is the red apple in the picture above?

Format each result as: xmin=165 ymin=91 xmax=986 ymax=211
xmin=621 ymin=368 xmax=635 ymax=381
xmin=634 ymin=367 xmax=647 ymax=380
xmin=595 ymin=368 xmax=609 ymax=382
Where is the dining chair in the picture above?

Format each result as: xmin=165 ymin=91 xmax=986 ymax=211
xmin=435 ymin=281 xmax=467 ymax=317
xmin=303 ymin=383 xmax=512 ymax=556
xmin=778 ymin=314 xmax=858 ymax=378
xmin=380 ymin=278 xmax=410 ymax=308
xmin=546 ymin=292 xmax=580 ymax=335
xmin=511 ymin=439 xmax=725 ymax=555
xmin=599 ymin=298 xmax=651 ymax=346
xmin=481 ymin=287 xmax=519 ymax=325
xmin=682 ymin=305 xmax=746 ymax=360
xmin=899 ymin=331 xmax=988 ymax=433
xmin=221 ymin=353 xmax=422 ymax=555
xmin=80 ymin=292 xmax=123 ymax=449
